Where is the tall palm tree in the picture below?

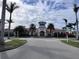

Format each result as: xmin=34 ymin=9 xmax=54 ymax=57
xmin=73 ymin=4 xmax=79 ymax=39
xmin=63 ymin=18 xmax=68 ymax=39
xmin=47 ymin=23 xmax=55 ymax=36
xmin=6 ymin=2 xmax=19 ymax=39
xmin=29 ymin=24 xmax=36 ymax=36
xmin=0 ymin=0 xmax=7 ymax=45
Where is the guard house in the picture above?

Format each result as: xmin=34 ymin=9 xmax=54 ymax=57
xmin=37 ymin=21 xmax=46 ymax=37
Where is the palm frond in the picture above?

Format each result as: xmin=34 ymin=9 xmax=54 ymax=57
xmin=10 ymin=2 xmax=16 ymax=13
xmin=6 ymin=4 xmax=10 ymax=12
xmin=63 ymin=19 xmax=67 ymax=23
xmin=6 ymin=2 xmax=19 ymax=13
xmin=74 ymin=4 xmax=77 ymax=8
xmin=7 ymin=19 xmax=13 ymax=23
xmin=78 ymin=7 xmax=79 ymax=9
xmin=13 ymin=6 xmax=19 ymax=10
xmin=73 ymin=4 xmax=79 ymax=13
xmin=73 ymin=22 xmax=76 ymax=26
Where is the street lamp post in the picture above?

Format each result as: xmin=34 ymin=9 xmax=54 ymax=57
xmin=0 ymin=0 xmax=7 ymax=45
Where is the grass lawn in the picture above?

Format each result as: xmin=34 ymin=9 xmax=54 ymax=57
xmin=61 ymin=40 xmax=79 ymax=48
xmin=0 ymin=39 xmax=27 ymax=52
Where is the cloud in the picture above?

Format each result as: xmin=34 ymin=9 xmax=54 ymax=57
xmin=0 ymin=0 xmax=79 ymax=29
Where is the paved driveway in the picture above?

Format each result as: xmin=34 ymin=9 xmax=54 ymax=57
xmin=0 ymin=38 xmax=79 ymax=59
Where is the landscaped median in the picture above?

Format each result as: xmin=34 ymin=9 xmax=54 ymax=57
xmin=61 ymin=39 xmax=79 ymax=48
xmin=0 ymin=39 xmax=27 ymax=52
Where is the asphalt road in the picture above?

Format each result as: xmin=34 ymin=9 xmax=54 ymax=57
xmin=0 ymin=38 xmax=79 ymax=59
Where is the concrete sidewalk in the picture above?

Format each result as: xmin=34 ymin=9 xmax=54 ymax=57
xmin=0 ymin=38 xmax=79 ymax=59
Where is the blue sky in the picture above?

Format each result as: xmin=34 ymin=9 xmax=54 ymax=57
xmin=0 ymin=0 xmax=79 ymax=29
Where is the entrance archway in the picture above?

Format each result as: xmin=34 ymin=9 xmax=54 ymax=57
xmin=40 ymin=31 xmax=45 ymax=37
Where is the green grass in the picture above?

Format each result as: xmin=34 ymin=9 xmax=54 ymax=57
xmin=5 ymin=39 xmax=27 ymax=48
xmin=61 ymin=40 xmax=79 ymax=48
xmin=0 ymin=39 xmax=27 ymax=52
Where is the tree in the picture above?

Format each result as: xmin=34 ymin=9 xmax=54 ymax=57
xmin=47 ymin=23 xmax=55 ymax=36
xmin=0 ymin=0 xmax=7 ymax=45
xmin=62 ymin=27 xmax=66 ymax=30
xmin=14 ymin=26 xmax=26 ymax=37
xmin=72 ymin=22 xmax=76 ymax=30
xmin=73 ymin=4 xmax=79 ymax=39
xmin=63 ymin=18 xmax=69 ymax=40
xmin=6 ymin=2 xmax=19 ymax=39
xmin=66 ymin=23 xmax=73 ymax=33
xmin=29 ymin=24 xmax=36 ymax=36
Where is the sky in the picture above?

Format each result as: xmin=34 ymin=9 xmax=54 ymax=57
xmin=0 ymin=0 xmax=79 ymax=29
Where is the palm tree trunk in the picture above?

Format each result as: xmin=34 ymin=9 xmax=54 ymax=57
xmin=66 ymin=22 xmax=68 ymax=38
xmin=8 ymin=13 xmax=12 ymax=39
xmin=31 ymin=29 xmax=34 ymax=36
xmin=74 ymin=25 xmax=75 ymax=30
xmin=75 ymin=13 xmax=79 ymax=40
xmin=70 ymin=28 xmax=72 ymax=33
xmin=50 ymin=29 xmax=52 ymax=37
xmin=0 ymin=0 xmax=7 ymax=45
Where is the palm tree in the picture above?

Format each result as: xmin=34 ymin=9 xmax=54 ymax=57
xmin=0 ymin=0 xmax=7 ymax=45
xmin=73 ymin=4 xmax=79 ymax=39
xmin=72 ymin=22 xmax=76 ymax=30
xmin=6 ymin=2 xmax=19 ymax=39
xmin=29 ymin=24 xmax=36 ymax=36
xmin=63 ymin=18 xmax=69 ymax=39
xmin=47 ymin=23 xmax=55 ymax=36
xmin=66 ymin=23 xmax=73 ymax=33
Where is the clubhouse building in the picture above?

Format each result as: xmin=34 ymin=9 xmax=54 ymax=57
xmin=3 ymin=21 xmax=75 ymax=37
xmin=29 ymin=21 xmax=66 ymax=37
